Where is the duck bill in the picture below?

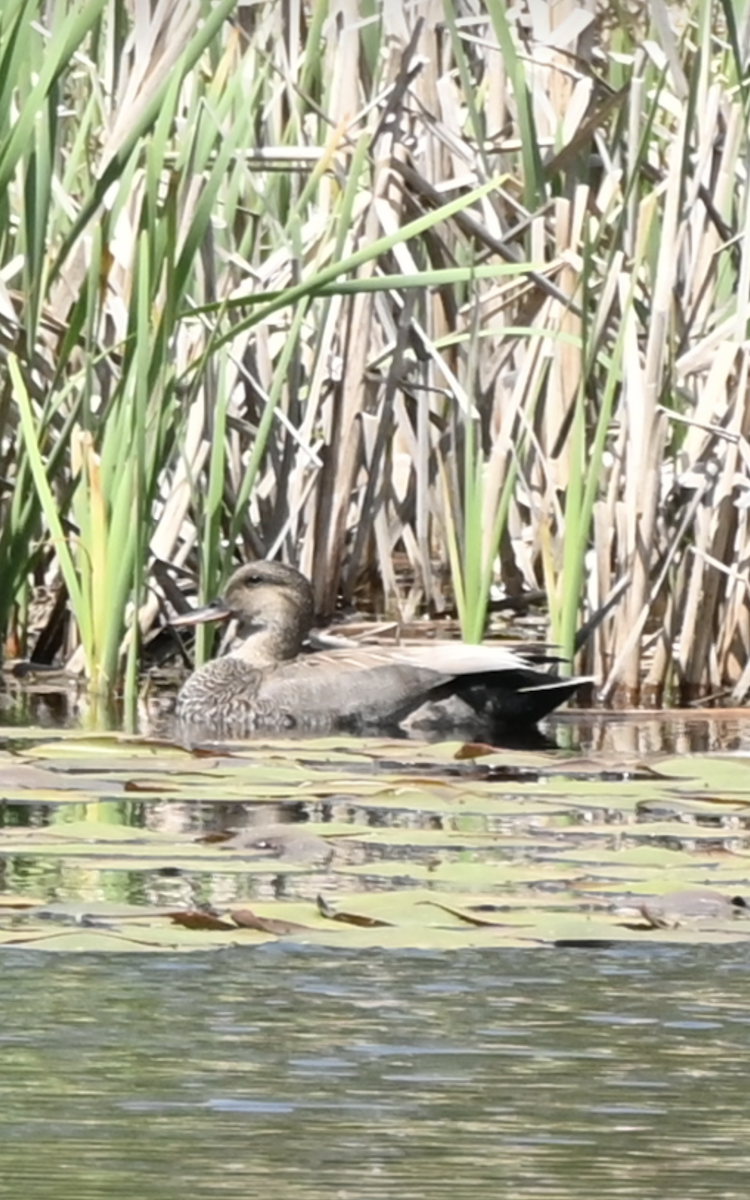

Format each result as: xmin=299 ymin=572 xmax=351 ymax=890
xmin=171 ymin=599 xmax=232 ymax=627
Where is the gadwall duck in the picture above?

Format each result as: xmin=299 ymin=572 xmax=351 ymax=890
xmin=171 ymin=561 xmax=588 ymax=735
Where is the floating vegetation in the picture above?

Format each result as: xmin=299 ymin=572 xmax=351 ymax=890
xmin=2 ymin=725 xmax=750 ymax=952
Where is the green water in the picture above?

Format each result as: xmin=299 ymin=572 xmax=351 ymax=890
xmin=1 ymin=945 xmax=749 ymax=1198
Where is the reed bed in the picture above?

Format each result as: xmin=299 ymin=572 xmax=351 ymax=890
xmin=1 ymin=0 xmax=749 ymax=711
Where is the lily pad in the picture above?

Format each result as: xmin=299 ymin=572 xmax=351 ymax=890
xmin=4 ymin=727 xmax=750 ymax=950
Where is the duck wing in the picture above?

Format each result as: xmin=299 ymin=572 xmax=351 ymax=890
xmin=374 ymin=644 xmax=587 ymax=724
xmin=262 ymin=643 xmax=584 ymax=727
xmin=260 ymin=649 xmax=452 ymax=726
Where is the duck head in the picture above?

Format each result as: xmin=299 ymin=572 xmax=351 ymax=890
xmin=171 ymin=561 xmax=315 ymax=663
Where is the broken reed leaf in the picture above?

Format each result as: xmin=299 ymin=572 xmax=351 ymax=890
xmin=676 ymin=793 xmax=750 ymax=809
xmin=416 ymin=899 xmax=519 ymax=927
xmin=0 ymin=932 xmax=84 ymax=947
xmin=316 ymin=895 xmax=393 ymax=927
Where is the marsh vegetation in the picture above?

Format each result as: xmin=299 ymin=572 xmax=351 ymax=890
xmin=0 ymin=0 xmax=748 ymax=714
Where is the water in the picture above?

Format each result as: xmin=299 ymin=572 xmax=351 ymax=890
xmin=4 ymin=703 xmax=750 ymax=1196
xmin=2 ymin=944 xmax=750 ymax=1198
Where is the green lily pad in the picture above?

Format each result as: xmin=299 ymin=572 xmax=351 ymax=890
xmin=4 ymin=726 xmax=750 ymax=950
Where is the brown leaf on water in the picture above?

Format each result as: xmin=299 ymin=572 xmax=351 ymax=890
xmin=123 ymin=779 xmax=179 ymax=793
xmin=316 ymin=895 xmax=393 ymax=927
xmin=453 ymin=742 xmax=499 ymax=760
xmin=230 ymin=908 xmax=316 ymax=935
xmin=0 ymin=894 xmax=46 ymax=910
xmin=169 ymin=910 xmax=237 ymax=931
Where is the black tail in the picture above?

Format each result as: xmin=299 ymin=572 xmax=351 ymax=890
xmin=454 ymin=670 xmax=586 ymax=725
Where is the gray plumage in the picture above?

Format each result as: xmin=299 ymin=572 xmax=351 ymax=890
xmin=172 ymin=561 xmax=587 ymax=736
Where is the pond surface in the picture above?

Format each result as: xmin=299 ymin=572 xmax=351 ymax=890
xmin=3 ymin=705 xmax=750 ymax=1195
xmin=3 ymin=710 xmax=750 ymax=949
xmin=2 ymin=944 xmax=750 ymax=1198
